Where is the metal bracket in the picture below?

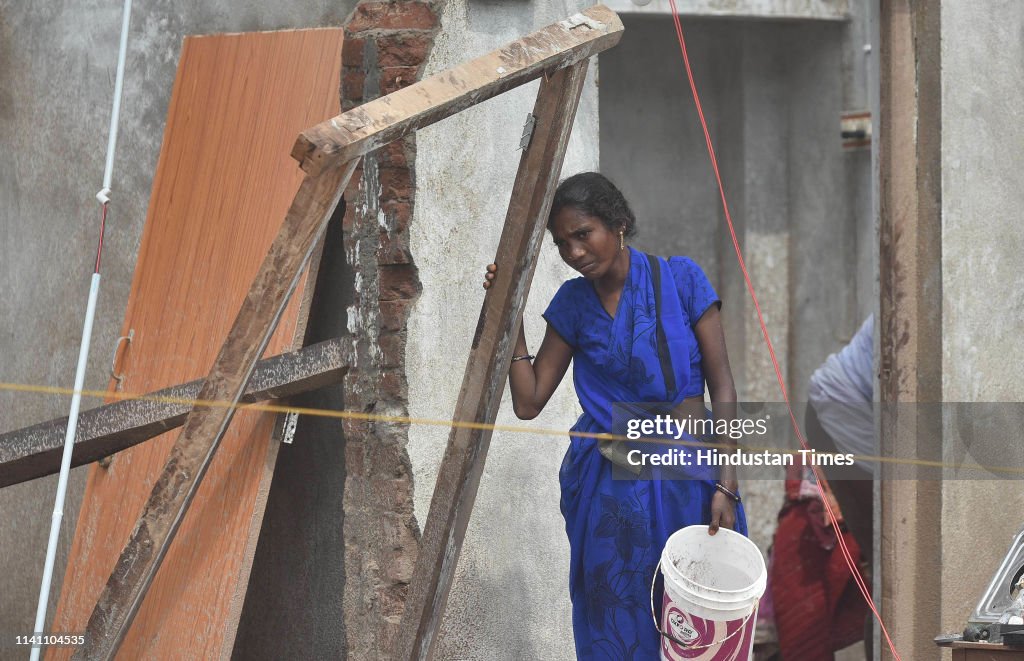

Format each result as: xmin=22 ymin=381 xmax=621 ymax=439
xmin=560 ymin=13 xmax=605 ymax=31
xmin=282 ymin=411 xmax=299 ymax=445
xmin=110 ymin=329 xmax=134 ymax=391
xmin=519 ymin=113 xmax=537 ymax=151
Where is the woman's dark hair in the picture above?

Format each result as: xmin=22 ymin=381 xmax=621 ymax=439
xmin=547 ymin=172 xmax=637 ymax=238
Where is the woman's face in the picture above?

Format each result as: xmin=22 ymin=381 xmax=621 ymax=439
xmin=550 ymin=206 xmax=623 ymax=279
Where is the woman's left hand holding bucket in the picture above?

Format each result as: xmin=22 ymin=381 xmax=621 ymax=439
xmin=708 ymin=491 xmax=737 ymax=535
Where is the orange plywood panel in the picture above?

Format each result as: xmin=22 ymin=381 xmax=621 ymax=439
xmin=50 ymin=29 xmax=343 ymax=660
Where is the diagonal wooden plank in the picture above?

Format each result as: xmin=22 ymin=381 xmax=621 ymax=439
xmin=73 ymin=158 xmax=359 ymax=661
xmin=0 ymin=337 xmax=351 ymax=489
xmin=393 ymin=60 xmax=590 ymax=661
xmin=291 ymin=4 xmax=621 ymax=175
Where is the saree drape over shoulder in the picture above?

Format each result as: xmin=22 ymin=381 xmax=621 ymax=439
xmin=543 ymin=247 xmax=748 ymax=660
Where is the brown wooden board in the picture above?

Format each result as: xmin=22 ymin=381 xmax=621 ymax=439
xmin=291 ymin=4 xmax=622 ymax=175
xmin=393 ymin=60 xmax=590 ymax=661
xmin=76 ymin=159 xmax=356 ymax=661
xmin=48 ymin=29 xmax=344 ymax=660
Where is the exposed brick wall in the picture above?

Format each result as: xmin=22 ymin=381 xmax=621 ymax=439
xmin=339 ymin=2 xmax=439 ymax=657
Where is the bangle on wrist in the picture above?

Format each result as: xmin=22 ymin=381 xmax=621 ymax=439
xmin=715 ymin=482 xmax=741 ymax=503
xmin=511 ymin=354 xmax=535 ymax=363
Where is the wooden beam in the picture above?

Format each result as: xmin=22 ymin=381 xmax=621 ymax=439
xmin=878 ymin=1 xmax=942 ymax=659
xmin=73 ymin=158 xmax=359 ymax=661
xmin=291 ymin=4 xmax=621 ymax=175
xmin=0 ymin=337 xmax=351 ymax=489
xmin=393 ymin=60 xmax=590 ymax=661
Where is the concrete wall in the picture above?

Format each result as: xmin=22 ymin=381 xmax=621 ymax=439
xmin=598 ymin=13 xmax=871 ymax=555
xmin=0 ymin=0 xmax=354 ymax=644
xmin=406 ymin=2 xmax=600 ymax=658
xmin=603 ymin=0 xmax=849 ymax=21
xmin=940 ymin=0 xmax=1024 ymax=639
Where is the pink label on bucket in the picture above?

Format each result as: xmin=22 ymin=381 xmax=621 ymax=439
xmin=661 ymin=593 xmax=755 ymax=661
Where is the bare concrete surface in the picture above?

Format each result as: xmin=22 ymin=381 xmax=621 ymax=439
xmin=603 ymin=0 xmax=849 ymax=21
xmin=939 ymin=0 xmax=1024 ymax=646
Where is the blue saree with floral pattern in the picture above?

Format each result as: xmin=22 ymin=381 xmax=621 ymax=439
xmin=543 ymin=247 xmax=748 ymax=660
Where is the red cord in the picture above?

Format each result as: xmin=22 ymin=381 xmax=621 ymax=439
xmin=95 ymin=202 xmax=108 ymax=274
xmin=663 ymin=3 xmax=901 ymax=658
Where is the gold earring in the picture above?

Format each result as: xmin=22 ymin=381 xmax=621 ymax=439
xmin=619 ymin=230 xmax=624 ymax=251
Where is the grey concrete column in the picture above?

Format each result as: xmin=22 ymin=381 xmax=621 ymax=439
xmin=739 ymin=24 xmax=789 ymax=404
xmin=938 ymin=0 xmax=1024 ymax=645
xmin=738 ymin=24 xmax=790 ymax=555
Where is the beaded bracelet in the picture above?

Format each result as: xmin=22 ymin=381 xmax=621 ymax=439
xmin=511 ymin=354 xmax=535 ymax=363
xmin=715 ymin=482 xmax=742 ymax=503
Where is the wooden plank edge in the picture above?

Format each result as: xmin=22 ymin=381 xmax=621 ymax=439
xmin=290 ymin=4 xmax=622 ymax=175
xmin=217 ymin=197 xmax=347 ymax=660
xmin=0 ymin=337 xmax=352 ymax=489
xmin=218 ymin=410 xmax=290 ymax=661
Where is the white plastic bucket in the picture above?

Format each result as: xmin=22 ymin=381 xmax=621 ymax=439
xmin=653 ymin=526 xmax=767 ymax=661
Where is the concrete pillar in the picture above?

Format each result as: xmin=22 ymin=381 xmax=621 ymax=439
xmin=740 ymin=25 xmax=789 ymax=406
xmin=938 ymin=0 xmax=1024 ymax=648
xmin=738 ymin=25 xmax=790 ymax=555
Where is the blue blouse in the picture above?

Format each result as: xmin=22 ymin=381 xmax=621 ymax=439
xmin=542 ymin=247 xmax=720 ymax=432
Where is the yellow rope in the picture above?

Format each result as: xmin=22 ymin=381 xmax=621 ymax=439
xmin=1 ymin=380 xmax=1020 ymax=476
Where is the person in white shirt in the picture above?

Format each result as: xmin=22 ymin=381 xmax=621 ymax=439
xmin=806 ymin=315 xmax=874 ymax=565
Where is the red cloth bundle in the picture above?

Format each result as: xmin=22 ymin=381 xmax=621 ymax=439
xmin=769 ymin=468 xmax=869 ymax=659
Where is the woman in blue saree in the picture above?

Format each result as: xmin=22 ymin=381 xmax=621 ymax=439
xmin=484 ymin=172 xmax=748 ymax=660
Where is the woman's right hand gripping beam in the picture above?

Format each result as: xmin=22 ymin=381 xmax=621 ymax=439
xmin=481 ymin=262 xmax=573 ymax=420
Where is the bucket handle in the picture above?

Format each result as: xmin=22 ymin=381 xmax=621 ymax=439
xmin=650 ymin=558 xmax=758 ymax=652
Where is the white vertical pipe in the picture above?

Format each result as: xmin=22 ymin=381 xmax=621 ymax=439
xmin=29 ymin=274 xmax=101 ymax=661
xmin=30 ymin=0 xmax=133 ymax=656
xmin=103 ymin=0 xmax=133 ymax=192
